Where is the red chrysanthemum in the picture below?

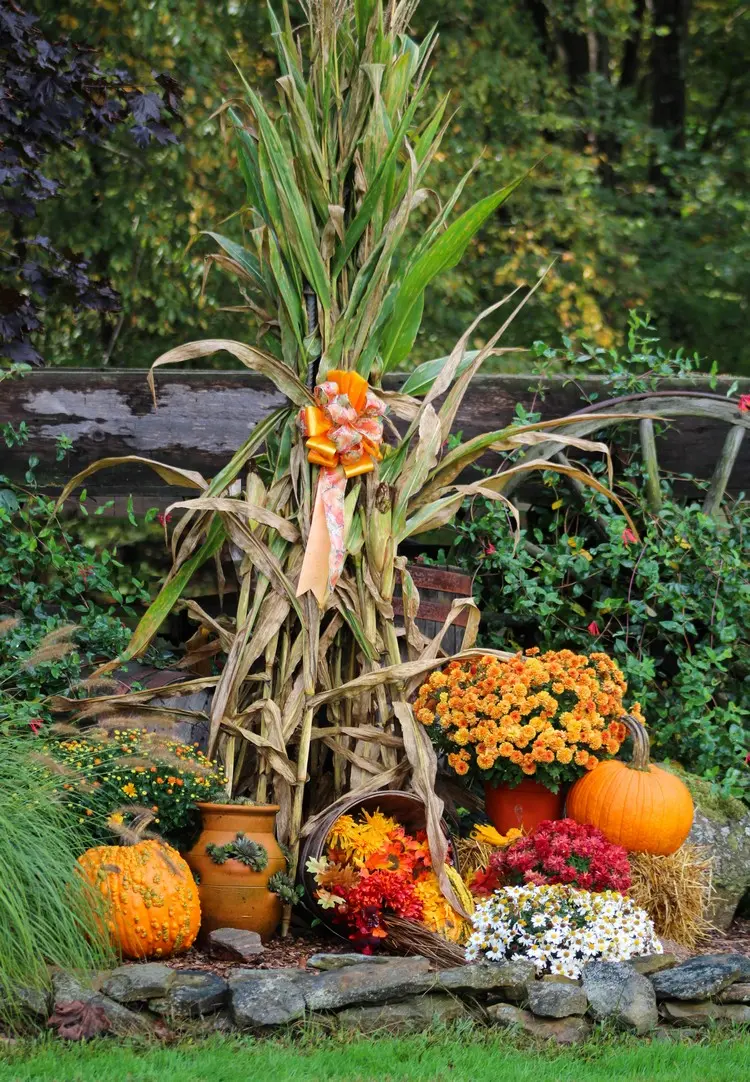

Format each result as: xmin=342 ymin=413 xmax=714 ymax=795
xmin=472 ymin=818 xmax=631 ymax=895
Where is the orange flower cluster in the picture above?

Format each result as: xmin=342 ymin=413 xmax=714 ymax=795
xmin=415 ymin=650 xmax=642 ymax=788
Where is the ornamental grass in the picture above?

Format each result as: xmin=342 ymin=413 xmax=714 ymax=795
xmin=0 ymin=741 xmax=115 ymax=1027
xmin=53 ymin=0 xmax=643 ymax=921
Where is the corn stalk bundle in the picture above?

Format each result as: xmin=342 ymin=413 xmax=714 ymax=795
xmin=57 ymin=0 xmax=642 ymax=911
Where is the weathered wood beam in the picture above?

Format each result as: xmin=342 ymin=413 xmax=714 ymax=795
xmin=1 ymin=370 xmax=748 ymax=499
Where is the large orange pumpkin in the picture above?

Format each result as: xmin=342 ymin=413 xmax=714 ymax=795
xmin=78 ymin=839 xmax=200 ymax=959
xmin=566 ymin=716 xmax=694 ymax=855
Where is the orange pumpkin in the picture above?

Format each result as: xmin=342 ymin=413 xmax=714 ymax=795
xmin=78 ymin=839 xmax=200 ymax=959
xmin=566 ymin=715 xmax=694 ymax=855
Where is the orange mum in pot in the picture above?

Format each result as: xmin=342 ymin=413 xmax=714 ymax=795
xmin=414 ymin=649 xmax=642 ymax=793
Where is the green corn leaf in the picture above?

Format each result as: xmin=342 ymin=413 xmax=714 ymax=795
xmin=245 ymin=86 xmax=331 ymax=309
xmin=202 ymin=232 xmax=270 ymax=295
xmin=121 ymin=518 xmax=226 ymax=659
xmin=208 ymin=408 xmax=291 ymax=497
xmin=230 ymin=114 xmax=267 ymax=223
xmin=401 ymin=349 xmax=482 ymax=396
xmin=331 ymin=79 xmax=429 ymax=277
xmin=338 ymin=603 xmax=378 ymax=662
xmin=355 ymin=0 xmax=377 ymax=49
xmin=379 ymin=175 xmax=525 ymax=373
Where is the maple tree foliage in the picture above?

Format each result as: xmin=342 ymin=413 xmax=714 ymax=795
xmin=0 ymin=0 xmax=182 ymax=366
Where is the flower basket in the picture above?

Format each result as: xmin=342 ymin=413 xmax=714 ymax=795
xmin=298 ymin=790 xmax=447 ymax=936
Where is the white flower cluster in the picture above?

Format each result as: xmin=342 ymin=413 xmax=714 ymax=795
xmin=466 ymin=883 xmax=661 ymax=979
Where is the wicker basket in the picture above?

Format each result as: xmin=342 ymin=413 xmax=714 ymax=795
xmin=298 ymin=790 xmax=449 ymax=936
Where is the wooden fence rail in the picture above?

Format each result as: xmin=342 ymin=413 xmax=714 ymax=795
xmin=2 ymin=370 xmax=749 ymax=507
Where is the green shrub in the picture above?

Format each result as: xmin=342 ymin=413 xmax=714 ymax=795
xmin=0 ymin=740 xmax=115 ymax=1026
xmin=0 ymin=429 xmax=174 ymax=736
xmin=46 ymin=728 xmax=224 ymax=849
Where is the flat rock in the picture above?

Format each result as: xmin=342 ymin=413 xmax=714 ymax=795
xmin=717 ymin=982 xmax=750 ymax=1003
xmin=629 ymin=954 xmax=677 ymax=976
xmin=148 ymin=969 xmax=227 ymax=1019
xmin=650 ymin=954 xmax=750 ymax=1001
xmin=435 ymin=960 xmax=535 ymax=997
xmin=660 ymin=1000 xmax=750 ymax=1026
xmin=582 ymin=961 xmax=657 ymax=1034
xmin=487 ymin=1003 xmax=591 ymax=1045
xmin=307 ymin=953 xmax=417 ymax=971
xmin=526 ymin=982 xmax=588 ymax=1019
xmin=51 ymin=971 xmax=150 ymax=1034
xmin=541 ymin=974 xmax=581 ymax=985
xmin=207 ymin=928 xmax=264 ymax=962
xmin=304 ymin=959 xmax=433 ymax=1012
xmin=102 ymin=963 xmax=175 ymax=1003
xmin=336 ymin=994 xmax=470 ymax=1034
xmin=231 ymin=971 xmax=309 ymax=1028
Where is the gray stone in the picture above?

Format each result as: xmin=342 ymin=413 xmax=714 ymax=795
xmin=148 ymin=969 xmax=227 ymax=1019
xmin=51 ymin=970 xmax=150 ymax=1034
xmin=228 ymin=967 xmax=304 ymax=986
xmin=717 ymin=982 xmax=750 ymax=1003
xmin=434 ymin=960 xmax=535 ymax=998
xmin=629 ymin=954 xmax=678 ymax=976
xmin=487 ymin=1003 xmax=591 ymax=1045
xmin=304 ymin=959 xmax=433 ymax=1012
xmin=207 ymin=928 xmax=265 ymax=962
xmin=660 ymin=1000 xmax=750 ymax=1027
xmin=102 ymin=963 xmax=175 ymax=1003
xmin=307 ymin=953 xmax=417 ymax=971
xmin=650 ymin=954 xmax=750 ymax=1001
xmin=541 ymin=974 xmax=581 ymax=985
xmin=335 ymin=994 xmax=470 ymax=1034
xmin=7 ymin=985 xmax=50 ymax=1019
xmin=581 ymin=961 xmax=658 ymax=1034
xmin=526 ymin=981 xmax=588 ymax=1019
xmin=688 ymin=806 xmax=750 ymax=929
xmin=231 ymin=971 xmax=309 ymax=1028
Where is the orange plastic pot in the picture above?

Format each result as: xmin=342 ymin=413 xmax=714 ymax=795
xmin=484 ymin=779 xmax=565 ymax=835
xmin=184 ymin=803 xmax=286 ymax=941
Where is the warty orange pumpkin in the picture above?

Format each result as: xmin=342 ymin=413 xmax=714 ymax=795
xmin=78 ymin=839 xmax=200 ymax=959
xmin=566 ymin=715 xmax=694 ymax=855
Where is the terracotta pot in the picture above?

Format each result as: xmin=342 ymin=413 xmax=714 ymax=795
xmin=484 ymin=779 xmax=565 ymax=835
xmin=184 ymin=803 xmax=285 ymax=941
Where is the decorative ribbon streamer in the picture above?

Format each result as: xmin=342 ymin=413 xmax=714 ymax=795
xmin=296 ymin=369 xmax=386 ymax=605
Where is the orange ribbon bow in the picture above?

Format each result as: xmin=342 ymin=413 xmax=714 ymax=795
xmin=296 ymin=370 xmax=386 ymax=604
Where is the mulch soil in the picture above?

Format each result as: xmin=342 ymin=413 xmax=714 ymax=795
xmin=703 ymin=918 xmax=750 ymax=958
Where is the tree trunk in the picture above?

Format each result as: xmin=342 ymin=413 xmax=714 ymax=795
xmin=620 ymin=0 xmax=647 ymax=91
xmin=649 ymin=0 xmax=689 ymax=188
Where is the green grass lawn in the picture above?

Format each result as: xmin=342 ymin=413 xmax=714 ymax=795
xmin=2 ymin=1028 xmax=750 ymax=1082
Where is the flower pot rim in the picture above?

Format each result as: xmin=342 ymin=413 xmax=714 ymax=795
xmin=196 ymin=801 xmax=280 ymax=813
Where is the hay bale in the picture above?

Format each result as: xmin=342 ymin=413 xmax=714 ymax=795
xmin=627 ymin=844 xmax=714 ymax=950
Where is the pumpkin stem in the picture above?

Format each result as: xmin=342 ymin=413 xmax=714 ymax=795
xmin=621 ymin=714 xmax=651 ymax=771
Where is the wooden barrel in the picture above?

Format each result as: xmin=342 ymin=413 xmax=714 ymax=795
xmin=298 ymin=790 xmax=448 ymax=935
xmin=392 ymin=564 xmax=475 ymax=656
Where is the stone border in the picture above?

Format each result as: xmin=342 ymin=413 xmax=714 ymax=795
xmin=17 ymin=950 xmax=750 ymax=1045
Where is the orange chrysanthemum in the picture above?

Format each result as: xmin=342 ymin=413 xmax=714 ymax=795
xmin=414 ymin=649 xmax=643 ymax=789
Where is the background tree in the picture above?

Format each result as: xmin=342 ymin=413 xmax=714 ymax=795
xmin=21 ymin=0 xmax=750 ymax=373
xmin=0 ymin=2 xmax=181 ymax=369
